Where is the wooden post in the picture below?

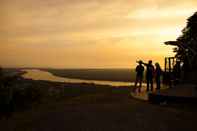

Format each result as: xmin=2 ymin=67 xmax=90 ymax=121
xmin=169 ymin=58 xmax=172 ymax=88
xmin=169 ymin=58 xmax=171 ymax=73
xmin=165 ymin=58 xmax=167 ymax=73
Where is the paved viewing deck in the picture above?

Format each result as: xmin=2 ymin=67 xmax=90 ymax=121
xmin=130 ymin=84 xmax=197 ymax=104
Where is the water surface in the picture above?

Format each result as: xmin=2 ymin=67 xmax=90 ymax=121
xmin=22 ymin=69 xmax=136 ymax=87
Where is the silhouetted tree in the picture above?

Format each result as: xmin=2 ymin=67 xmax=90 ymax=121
xmin=174 ymin=12 xmax=197 ymax=69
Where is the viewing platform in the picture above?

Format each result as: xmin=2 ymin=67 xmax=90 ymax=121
xmin=130 ymin=84 xmax=197 ymax=105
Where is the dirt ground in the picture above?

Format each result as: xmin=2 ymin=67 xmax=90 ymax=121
xmin=0 ymin=85 xmax=197 ymax=131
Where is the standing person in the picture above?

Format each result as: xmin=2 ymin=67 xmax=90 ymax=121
xmin=155 ymin=63 xmax=162 ymax=90
xmin=141 ymin=60 xmax=154 ymax=92
xmin=135 ymin=61 xmax=144 ymax=93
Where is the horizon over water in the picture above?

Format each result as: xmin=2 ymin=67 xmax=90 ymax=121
xmin=22 ymin=69 xmax=145 ymax=87
xmin=5 ymin=67 xmax=135 ymax=70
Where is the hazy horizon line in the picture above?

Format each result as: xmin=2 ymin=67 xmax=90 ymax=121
xmin=3 ymin=66 xmax=135 ymax=70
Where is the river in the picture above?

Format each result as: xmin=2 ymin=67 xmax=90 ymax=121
xmin=22 ymin=69 xmax=138 ymax=87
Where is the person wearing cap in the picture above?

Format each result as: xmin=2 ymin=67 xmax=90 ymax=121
xmin=134 ymin=60 xmax=144 ymax=92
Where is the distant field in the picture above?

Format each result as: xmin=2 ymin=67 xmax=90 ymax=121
xmin=45 ymin=69 xmax=139 ymax=82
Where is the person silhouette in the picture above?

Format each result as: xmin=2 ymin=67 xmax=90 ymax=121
xmin=155 ymin=63 xmax=162 ymax=90
xmin=135 ymin=60 xmax=144 ymax=93
xmin=141 ymin=60 xmax=154 ymax=92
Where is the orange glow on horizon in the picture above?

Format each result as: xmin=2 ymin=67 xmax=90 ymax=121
xmin=0 ymin=0 xmax=196 ymax=68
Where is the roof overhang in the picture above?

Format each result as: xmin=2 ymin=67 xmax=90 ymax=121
xmin=164 ymin=41 xmax=180 ymax=46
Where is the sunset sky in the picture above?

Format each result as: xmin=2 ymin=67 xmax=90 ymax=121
xmin=0 ymin=0 xmax=196 ymax=68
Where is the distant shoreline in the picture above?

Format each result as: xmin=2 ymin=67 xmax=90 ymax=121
xmin=43 ymin=68 xmax=137 ymax=83
xmin=4 ymin=68 xmax=141 ymax=83
xmin=22 ymin=69 xmax=138 ymax=87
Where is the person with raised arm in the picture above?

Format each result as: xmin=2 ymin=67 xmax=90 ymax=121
xmin=138 ymin=60 xmax=154 ymax=92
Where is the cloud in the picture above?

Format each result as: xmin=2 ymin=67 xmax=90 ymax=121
xmin=0 ymin=0 xmax=196 ymax=68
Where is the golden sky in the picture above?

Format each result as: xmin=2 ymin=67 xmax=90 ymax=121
xmin=0 ymin=0 xmax=196 ymax=68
